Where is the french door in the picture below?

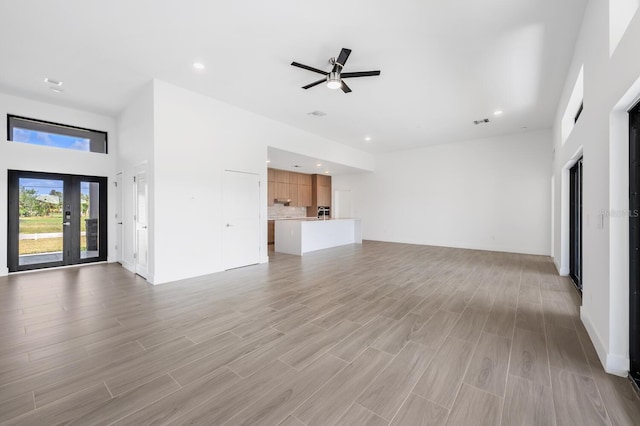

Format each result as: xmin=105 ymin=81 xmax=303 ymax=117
xmin=629 ymin=102 xmax=640 ymax=386
xmin=569 ymin=157 xmax=583 ymax=293
xmin=7 ymin=170 xmax=107 ymax=272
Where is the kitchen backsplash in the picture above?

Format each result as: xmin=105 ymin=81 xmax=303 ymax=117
xmin=268 ymin=205 xmax=307 ymax=218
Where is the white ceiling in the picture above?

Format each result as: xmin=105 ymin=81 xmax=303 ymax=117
xmin=0 ymin=0 xmax=585 ymax=154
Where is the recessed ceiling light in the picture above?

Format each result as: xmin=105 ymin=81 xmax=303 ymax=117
xmin=494 ymin=110 xmax=503 ymax=116
xmin=316 ymin=163 xmax=322 ymax=167
xmin=266 ymin=160 xmax=271 ymax=163
xmin=49 ymin=87 xmax=64 ymax=93
xmin=193 ymin=62 xmax=205 ymax=70
xmin=364 ymin=136 xmax=372 ymax=142
xmin=44 ymin=78 xmax=63 ymax=86
xmin=324 ymin=171 xmax=330 ymax=174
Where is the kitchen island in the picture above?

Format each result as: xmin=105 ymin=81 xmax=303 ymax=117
xmin=274 ymin=218 xmax=362 ymax=256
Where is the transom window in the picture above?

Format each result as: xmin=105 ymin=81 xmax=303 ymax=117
xmin=7 ymin=115 xmax=108 ymax=154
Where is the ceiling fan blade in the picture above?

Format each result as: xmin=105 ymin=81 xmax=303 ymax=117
xmin=341 ymin=81 xmax=352 ymax=93
xmin=336 ymin=48 xmax=352 ymax=66
xmin=302 ymin=79 xmax=326 ymax=89
xmin=291 ymin=62 xmax=328 ymax=75
xmin=340 ymin=70 xmax=381 ymax=78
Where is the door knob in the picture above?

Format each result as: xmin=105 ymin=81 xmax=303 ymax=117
xmin=62 ymin=222 xmax=70 ymax=226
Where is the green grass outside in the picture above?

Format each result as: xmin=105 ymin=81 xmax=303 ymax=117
xmin=19 ymin=236 xmax=87 ymax=255
xmin=19 ymin=214 xmax=87 ymax=234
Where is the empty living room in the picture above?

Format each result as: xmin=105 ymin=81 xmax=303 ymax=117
xmin=1 ymin=1 xmax=640 ymax=425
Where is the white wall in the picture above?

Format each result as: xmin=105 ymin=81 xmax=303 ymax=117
xmin=551 ymin=1 xmax=640 ymax=375
xmin=334 ymin=130 xmax=552 ymax=256
xmin=0 ymin=92 xmax=117 ymax=276
xmin=116 ymin=82 xmax=155 ymax=275
xmin=125 ymin=80 xmax=374 ymax=284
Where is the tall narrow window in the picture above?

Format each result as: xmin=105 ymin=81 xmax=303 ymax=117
xmin=7 ymin=115 xmax=107 ymax=154
xmin=569 ymin=157 xmax=583 ymax=293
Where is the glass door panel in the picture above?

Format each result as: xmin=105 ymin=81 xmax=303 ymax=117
xmin=81 ymin=181 xmax=101 ymax=260
xmin=17 ymin=177 xmax=65 ymax=267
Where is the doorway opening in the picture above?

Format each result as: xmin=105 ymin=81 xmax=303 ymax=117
xmin=569 ymin=157 xmax=583 ymax=293
xmin=7 ymin=170 xmax=107 ymax=272
xmin=629 ymin=101 xmax=640 ymax=386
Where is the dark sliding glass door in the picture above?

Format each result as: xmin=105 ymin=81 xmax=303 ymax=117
xmin=629 ymin=102 xmax=640 ymax=386
xmin=7 ymin=171 xmax=107 ymax=272
xmin=569 ymin=157 xmax=583 ymax=293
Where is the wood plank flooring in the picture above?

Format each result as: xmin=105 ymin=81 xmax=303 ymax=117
xmin=0 ymin=241 xmax=639 ymax=425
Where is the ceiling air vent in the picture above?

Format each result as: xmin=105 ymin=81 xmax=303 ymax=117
xmin=307 ymin=110 xmax=327 ymax=117
xmin=474 ymin=118 xmax=490 ymax=125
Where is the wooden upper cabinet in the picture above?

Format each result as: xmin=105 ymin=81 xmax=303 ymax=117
xmin=316 ymin=174 xmax=331 ymax=187
xmin=275 ymin=169 xmax=290 ymax=183
xmin=267 ymin=169 xmax=314 ymax=206
xmin=288 ymin=183 xmax=299 ymax=206
xmin=298 ymin=184 xmax=312 ymax=207
xmin=298 ymin=173 xmax=312 ymax=186
xmin=317 ymin=185 xmax=331 ymax=206
xmin=267 ymin=181 xmax=275 ymax=206
xmin=275 ymin=182 xmax=289 ymax=199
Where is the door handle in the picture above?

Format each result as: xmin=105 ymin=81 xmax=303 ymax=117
xmin=226 ymin=224 xmax=233 ymax=227
xmin=117 ymin=222 xmax=123 ymax=225
xmin=62 ymin=222 xmax=71 ymax=226
xmin=141 ymin=226 xmax=148 ymax=229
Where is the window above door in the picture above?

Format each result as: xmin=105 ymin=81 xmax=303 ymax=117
xmin=7 ymin=115 xmax=108 ymax=154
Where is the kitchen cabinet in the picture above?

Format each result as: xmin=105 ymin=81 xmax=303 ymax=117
xmin=275 ymin=182 xmax=289 ymax=199
xmin=298 ymin=184 xmax=312 ymax=207
xmin=307 ymin=174 xmax=332 ymax=217
xmin=268 ymin=181 xmax=275 ymax=206
xmin=267 ymin=168 xmax=314 ymax=207
xmin=268 ymin=220 xmax=275 ymax=244
xmin=317 ymin=185 xmax=331 ymax=206
xmin=275 ymin=169 xmax=290 ymax=183
xmin=288 ymin=183 xmax=299 ymax=206
xmin=298 ymin=173 xmax=312 ymax=186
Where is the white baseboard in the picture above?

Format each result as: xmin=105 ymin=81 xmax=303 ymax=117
xmin=580 ymin=307 xmax=629 ymax=377
xmin=119 ymin=260 xmax=135 ymax=274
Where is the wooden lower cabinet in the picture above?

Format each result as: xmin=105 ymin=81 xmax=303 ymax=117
xmin=268 ymin=220 xmax=275 ymax=244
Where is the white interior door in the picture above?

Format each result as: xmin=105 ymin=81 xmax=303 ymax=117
xmin=115 ymin=172 xmax=123 ymax=263
xmin=134 ymin=169 xmax=149 ymax=278
xmin=223 ymin=170 xmax=260 ymax=270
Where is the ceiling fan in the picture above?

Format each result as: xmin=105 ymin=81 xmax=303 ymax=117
xmin=291 ymin=48 xmax=381 ymax=93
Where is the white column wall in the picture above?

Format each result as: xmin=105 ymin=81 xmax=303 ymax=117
xmin=116 ymin=82 xmax=155 ymax=276
xmin=551 ymin=1 xmax=640 ymax=375
xmin=146 ymin=80 xmax=374 ymax=284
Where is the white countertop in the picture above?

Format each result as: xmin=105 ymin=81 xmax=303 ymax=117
xmin=268 ymin=216 xmax=318 ymax=221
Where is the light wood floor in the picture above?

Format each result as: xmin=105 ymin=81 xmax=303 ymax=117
xmin=1 ymin=241 xmax=639 ymax=425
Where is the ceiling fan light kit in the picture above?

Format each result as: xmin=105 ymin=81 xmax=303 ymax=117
xmin=326 ymin=72 xmax=342 ymax=89
xmin=291 ymin=48 xmax=381 ymax=94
